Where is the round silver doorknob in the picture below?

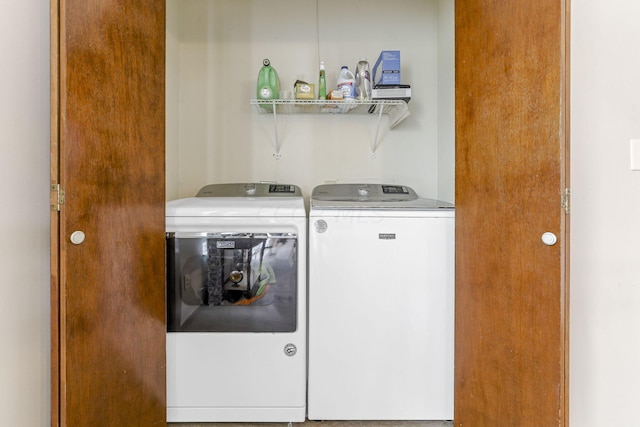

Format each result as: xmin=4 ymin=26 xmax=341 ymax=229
xmin=70 ymin=230 xmax=86 ymax=245
xmin=541 ymin=232 xmax=557 ymax=246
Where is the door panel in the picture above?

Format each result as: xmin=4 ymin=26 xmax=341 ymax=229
xmin=455 ymin=0 xmax=569 ymax=425
xmin=51 ymin=0 xmax=166 ymax=425
xmin=308 ymin=214 xmax=454 ymax=420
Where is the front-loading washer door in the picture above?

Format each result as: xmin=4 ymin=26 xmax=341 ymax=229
xmin=166 ymin=232 xmax=298 ymax=332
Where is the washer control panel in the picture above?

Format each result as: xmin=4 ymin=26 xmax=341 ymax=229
xmin=312 ymin=183 xmax=418 ymax=202
xmin=382 ymin=185 xmax=410 ymax=194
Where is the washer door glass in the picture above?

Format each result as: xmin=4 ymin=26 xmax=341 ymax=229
xmin=167 ymin=232 xmax=297 ymax=332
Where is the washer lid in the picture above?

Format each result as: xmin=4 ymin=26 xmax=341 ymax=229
xmin=196 ymin=183 xmax=302 ymax=198
xmin=310 ymin=183 xmax=454 ymax=210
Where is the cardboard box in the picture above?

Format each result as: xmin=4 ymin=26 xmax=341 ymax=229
xmin=372 ymin=50 xmax=401 ymax=86
xmin=295 ymin=81 xmax=315 ymax=99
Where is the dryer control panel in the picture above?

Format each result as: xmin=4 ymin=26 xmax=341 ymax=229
xmin=196 ymin=182 xmax=302 ymax=198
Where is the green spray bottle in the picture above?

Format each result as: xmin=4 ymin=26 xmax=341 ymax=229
xmin=256 ymin=58 xmax=280 ymax=111
xmin=318 ymin=61 xmax=327 ymax=99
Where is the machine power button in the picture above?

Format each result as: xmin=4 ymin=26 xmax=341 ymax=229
xmin=284 ymin=343 xmax=297 ymax=357
xmin=313 ymin=220 xmax=328 ymax=233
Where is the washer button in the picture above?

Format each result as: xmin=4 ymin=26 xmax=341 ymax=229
xmin=314 ymin=220 xmax=328 ymax=233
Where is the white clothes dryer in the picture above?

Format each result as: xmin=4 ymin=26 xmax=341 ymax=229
xmin=165 ymin=183 xmax=306 ymax=423
xmin=307 ymin=183 xmax=454 ymax=421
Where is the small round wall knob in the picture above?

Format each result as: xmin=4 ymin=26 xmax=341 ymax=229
xmin=70 ymin=230 xmax=86 ymax=245
xmin=541 ymin=232 xmax=557 ymax=246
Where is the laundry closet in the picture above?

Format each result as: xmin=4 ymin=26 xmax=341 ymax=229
xmin=165 ymin=0 xmax=455 ymax=202
xmin=163 ymin=0 xmax=455 ymax=422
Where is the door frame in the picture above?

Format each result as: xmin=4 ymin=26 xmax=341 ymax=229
xmin=50 ymin=0 xmax=60 ymax=424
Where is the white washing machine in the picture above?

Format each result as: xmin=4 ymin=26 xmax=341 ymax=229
xmin=307 ymin=183 xmax=454 ymax=421
xmin=165 ymin=183 xmax=307 ymax=423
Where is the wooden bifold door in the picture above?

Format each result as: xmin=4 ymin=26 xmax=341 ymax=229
xmin=50 ymin=0 xmax=166 ymax=425
xmin=454 ymin=0 xmax=570 ymax=426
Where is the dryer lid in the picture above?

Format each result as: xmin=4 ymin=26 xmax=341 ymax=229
xmin=167 ymin=183 xmax=305 ymax=217
xmin=310 ymin=184 xmax=454 ymax=210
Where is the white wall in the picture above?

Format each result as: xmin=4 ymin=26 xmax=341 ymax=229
xmin=0 ymin=0 xmax=50 ymax=425
xmin=166 ymin=0 xmax=455 ymax=202
xmin=570 ymin=1 xmax=640 ymax=425
xmin=437 ymin=0 xmax=455 ymax=203
xmin=5 ymin=0 xmax=640 ymax=425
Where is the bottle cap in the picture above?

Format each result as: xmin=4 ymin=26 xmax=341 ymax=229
xmin=263 ymin=58 xmax=270 ymax=66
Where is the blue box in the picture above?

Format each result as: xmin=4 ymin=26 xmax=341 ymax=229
xmin=373 ymin=50 xmax=401 ymax=85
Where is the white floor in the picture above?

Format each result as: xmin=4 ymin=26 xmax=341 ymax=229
xmin=170 ymin=421 xmax=453 ymax=427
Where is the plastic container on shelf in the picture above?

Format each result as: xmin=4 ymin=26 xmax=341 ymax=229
xmin=337 ymin=66 xmax=355 ymax=100
xmin=256 ymin=58 xmax=280 ymax=102
xmin=318 ymin=61 xmax=327 ymax=100
xmin=355 ymin=58 xmax=372 ymax=101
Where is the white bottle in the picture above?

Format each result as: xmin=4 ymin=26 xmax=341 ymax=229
xmin=337 ymin=66 xmax=356 ymax=100
xmin=355 ymin=58 xmax=372 ymax=100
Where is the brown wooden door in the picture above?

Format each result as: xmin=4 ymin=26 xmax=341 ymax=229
xmin=50 ymin=1 xmax=166 ymax=425
xmin=455 ymin=0 xmax=569 ymax=426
